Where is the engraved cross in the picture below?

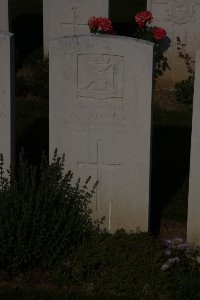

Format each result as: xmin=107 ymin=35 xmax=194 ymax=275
xmin=72 ymin=7 xmax=77 ymax=35
xmin=61 ymin=6 xmax=85 ymax=35
xmin=77 ymin=139 xmax=121 ymax=227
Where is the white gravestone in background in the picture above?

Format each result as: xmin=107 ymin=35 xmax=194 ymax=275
xmin=49 ymin=35 xmax=154 ymax=232
xmin=0 ymin=0 xmax=9 ymax=31
xmin=43 ymin=0 xmax=109 ymax=55
xmin=0 ymin=31 xmax=15 ymax=172
xmin=147 ymin=0 xmax=200 ymax=88
xmin=187 ymin=47 xmax=200 ymax=245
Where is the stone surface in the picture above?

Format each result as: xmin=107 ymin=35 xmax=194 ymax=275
xmin=49 ymin=34 xmax=154 ymax=232
xmin=0 ymin=0 xmax=9 ymax=31
xmin=43 ymin=0 xmax=109 ymax=55
xmin=0 ymin=31 xmax=15 ymax=172
xmin=187 ymin=47 xmax=200 ymax=245
xmin=147 ymin=0 xmax=200 ymax=88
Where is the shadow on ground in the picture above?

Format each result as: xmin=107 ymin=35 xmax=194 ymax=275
xmin=150 ymin=125 xmax=192 ymax=236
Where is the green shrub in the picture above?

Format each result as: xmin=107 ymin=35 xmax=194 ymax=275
xmin=0 ymin=151 xmax=100 ymax=272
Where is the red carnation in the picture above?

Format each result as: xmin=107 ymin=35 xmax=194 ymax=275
xmin=135 ymin=10 xmax=153 ymax=29
xmin=88 ymin=16 xmax=113 ymax=34
xmin=152 ymin=27 xmax=167 ymax=41
xmin=88 ymin=16 xmax=100 ymax=32
xmin=98 ymin=17 xmax=113 ymax=33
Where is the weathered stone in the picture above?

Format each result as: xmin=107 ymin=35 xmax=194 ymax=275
xmin=187 ymin=47 xmax=200 ymax=245
xmin=0 ymin=0 xmax=9 ymax=31
xmin=49 ymin=34 xmax=154 ymax=232
xmin=0 ymin=31 xmax=15 ymax=172
xmin=43 ymin=0 xmax=109 ymax=55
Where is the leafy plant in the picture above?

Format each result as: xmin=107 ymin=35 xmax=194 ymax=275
xmin=0 ymin=150 xmax=100 ymax=272
xmin=174 ymin=76 xmax=194 ymax=104
xmin=174 ymin=36 xmax=195 ymax=104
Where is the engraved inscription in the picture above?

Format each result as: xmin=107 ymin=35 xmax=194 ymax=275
xmin=167 ymin=0 xmax=194 ymax=24
xmin=77 ymin=54 xmax=124 ymax=100
xmin=65 ymin=105 xmax=128 ymax=131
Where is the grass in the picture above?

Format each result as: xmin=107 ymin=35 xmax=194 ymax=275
xmin=0 ymin=230 xmax=200 ymax=299
xmin=0 ymin=288 xmax=130 ymax=300
xmin=0 ymin=288 xmax=166 ymax=300
xmin=0 ymin=288 xmax=128 ymax=300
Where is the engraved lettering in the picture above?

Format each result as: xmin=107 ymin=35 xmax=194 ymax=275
xmin=65 ymin=105 xmax=128 ymax=131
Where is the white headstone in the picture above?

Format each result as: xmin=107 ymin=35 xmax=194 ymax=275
xmin=43 ymin=0 xmax=109 ymax=55
xmin=49 ymin=34 xmax=154 ymax=232
xmin=187 ymin=47 xmax=200 ymax=245
xmin=147 ymin=0 xmax=200 ymax=88
xmin=0 ymin=31 xmax=15 ymax=172
xmin=0 ymin=0 xmax=9 ymax=31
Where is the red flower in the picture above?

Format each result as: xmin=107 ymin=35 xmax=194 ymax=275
xmin=98 ymin=17 xmax=113 ymax=33
xmin=135 ymin=11 xmax=153 ymax=29
xmin=88 ymin=16 xmax=113 ymax=34
xmin=152 ymin=27 xmax=167 ymax=41
xmin=88 ymin=16 xmax=100 ymax=32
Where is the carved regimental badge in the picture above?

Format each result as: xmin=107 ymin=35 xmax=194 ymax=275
xmin=167 ymin=0 xmax=194 ymax=24
xmin=77 ymin=54 xmax=124 ymax=101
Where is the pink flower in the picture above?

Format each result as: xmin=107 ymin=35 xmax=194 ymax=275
xmin=152 ymin=27 xmax=167 ymax=41
xmin=135 ymin=11 xmax=153 ymax=29
xmin=88 ymin=16 xmax=113 ymax=34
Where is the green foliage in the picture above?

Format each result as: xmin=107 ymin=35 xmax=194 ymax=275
xmin=53 ymin=229 xmax=169 ymax=298
xmin=0 ymin=151 xmax=99 ymax=272
xmin=174 ymin=37 xmax=195 ymax=104
xmin=154 ymin=43 xmax=169 ymax=80
xmin=174 ymin=76 xmax=194 ymax=104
